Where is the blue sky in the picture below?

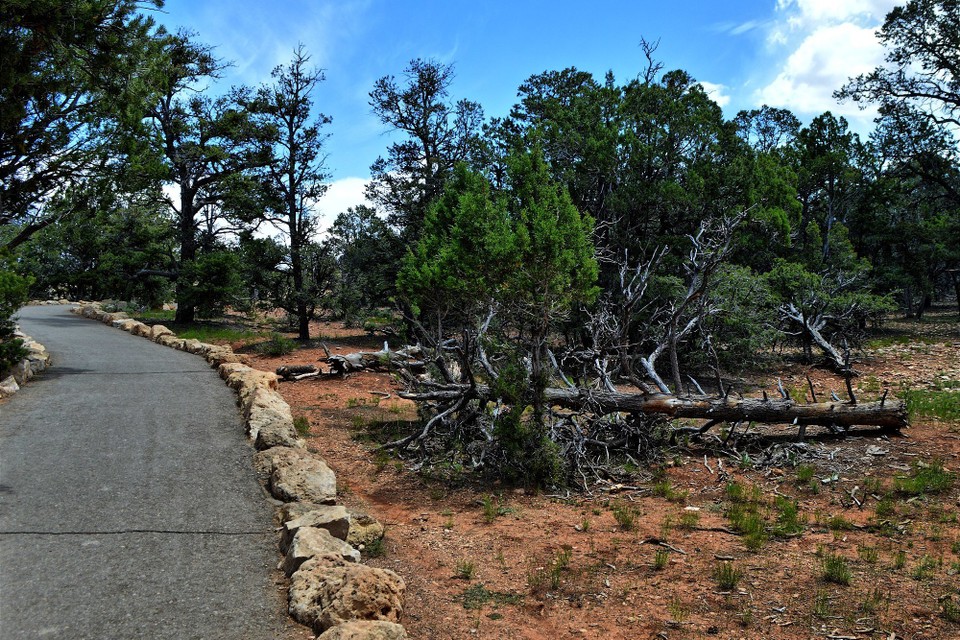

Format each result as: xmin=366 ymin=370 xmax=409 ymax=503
xmin=152 ymin=0 xmax=900 ymax=229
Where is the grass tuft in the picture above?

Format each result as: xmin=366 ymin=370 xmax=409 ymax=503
xmin=714 ymin=561 xmax=743 ymax=591
xmin=894 ymin=459 xmax=955 ymax=496
xmin=821 ymin=552 xmax=852 ymax=585
xmin=903 ymin=390 xmax=960 ymax=421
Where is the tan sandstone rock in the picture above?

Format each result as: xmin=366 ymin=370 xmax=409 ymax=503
xmin=253 ymin=446 xmax=337 ymax=505
xmin=282 ymin=526 xmax=360 ymax=575
xmin=347 ymin=511 xmax=386 ymax=549
xmin=180 ymin=338 xmax=204 ymax=354
xmin=130 ymin=322 xmax=151 ymax=337
xmin=149 ymin=324 xmax=174 ymax=341
xmin=247 ymin=387 xmax=300 ymax=449
xmin=101 ymin=312 xmax=129 ymax=324
xmin=276 ymin=501 xmax=325 ymax=526
xmin=316 ymin=621 xmax=408 ymax=640
xmin=0 ymin=375 xmax=19 ymax=398
xmin=156 ymin=334 xmax=184 ymax=349
xmin=280 ymin=505 xmax=351 ymax=552
xmin=288 ymin=554 xmax=405 ymax=634
xmin=205 ymin=348 xmax=246 ymax=366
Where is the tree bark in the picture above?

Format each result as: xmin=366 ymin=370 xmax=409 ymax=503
xmin=401 ymin=385 xmax=908 ymax=432
xmin=174 ymin=184 xmax=197 ymax=325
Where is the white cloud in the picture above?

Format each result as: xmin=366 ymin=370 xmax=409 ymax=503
xmin=312 ymin=176 xmax=370 ymax=237
xmin=698 ymin=81 xmax=731 ymax=108
xmin=753 ymin=0 xmax=899 ymax=126
xmin=789 ymin=0 xmax=897 ymax=25
xmin=756 ymin=22 xmax=883 ymax=117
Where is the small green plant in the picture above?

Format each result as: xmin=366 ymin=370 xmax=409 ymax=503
xmin=725 ymin=481 xmax=747 ymax=503
xmin=795 ymin=464 xmax=815 ymax=484
xmin=828 ymin=514 xmax=855 ymax=532
xmin=714 ymin=561 xmax=743 ymax=591
xmin=455 ymin=558 xmax=477 ymax=580
xmin=821 ymin=552 xmax=852 ymax=585
xmin=481 ymin=495 xmax=498 ymax=523
xmin=364 ymin=536 xmax=386 ymax=558
xmin=667 ymin=597 xmax=688 ymax=623
xmin=529 ymin=546 xmax=574 ymax=594
xmin=678 ymin=510 xmax=700 ymax=531
xmin=653 ymin=479 xmax=688 ymax=503
xmin=737 ymin=604 xmax=754 ymax=628
xmin=727 ymin=507 xmax=767 ymax=550
xmin=612 ymin=502 xmax=638 ymax=530
xmin=863 ymin=476 xmax=883 ymax=495
xmin=653 ymin=548 xmax=670 ymax=570
xmin=894 ymin=459 xmax=955 ymax=496
xmin=293 ymin=415 xmax=310 ymax=437
xmin=660 ymin=515 xmax=673 ymax=539
xmin=372 ymin=448 xmax=391 ymax=473
xmin=875 ymin=496 xmax=896 ymax=518
xmin=772 ymin=497 xmax=805 ymax=536
xmin=480 ymin=494 xmax=512 ymax=523
xmin=858 ymin=545 xmax=879 ymax=563
xmin=812 ymin=590 xmax=832 ymax=618
xmin=554 ymin=546 xmax=573 ymax=572
xmin=943 ymin=597 xmax=960 ymax=624
xmin=859 ymin=588 xmax=887 ymax=615
xmin=457 ymin=583 xmax=522 ymax=610
xmin=893 ymin=549 xmax=907 ymax=569
xmin=911 ymin=554 xmax=939 ymax=581
xmin=256 ymin=332 xmax=298 ymax=356
xmin=952 ymin=540 xmax=960 ymax=555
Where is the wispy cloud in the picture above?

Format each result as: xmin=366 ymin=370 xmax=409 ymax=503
xmin=711 ymin=19 xmax=769 ymax=36
xmin=168 ymin=0 xmax=373 ymax=88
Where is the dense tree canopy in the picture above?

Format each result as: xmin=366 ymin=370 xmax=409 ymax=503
xmin=0 ymin=0 xmax=160 ymax=249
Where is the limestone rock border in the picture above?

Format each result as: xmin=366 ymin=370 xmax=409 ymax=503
xmin=71 ymin=303 xmax=405 ymax=639
xmin=0 ymin=325 xmax=52 ymax=399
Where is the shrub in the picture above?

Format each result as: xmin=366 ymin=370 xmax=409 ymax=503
xmin=714 ymin=561 xmax=743 ymax=591
xmin=293 ymin=415 xmax=310 ymax=437
xmin=0 ymin=257 xmax=30 ymax=374
xmin=257 ymin=333 xmax=298 ymax=356
xmin=612 ymin=502 xmax=638 ymax=530
xmin=821 ymin=552 xmax=851 ymax=585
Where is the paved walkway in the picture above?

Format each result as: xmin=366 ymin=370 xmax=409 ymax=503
xmin=0 ymin=306 xmax=297 ymax=639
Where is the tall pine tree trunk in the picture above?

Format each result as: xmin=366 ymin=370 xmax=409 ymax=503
xmin=174 ymin=189 xmax=196 ymax=324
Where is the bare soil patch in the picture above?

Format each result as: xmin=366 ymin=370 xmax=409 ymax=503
xmin=242 ymin=310 xmax=960 ymax=640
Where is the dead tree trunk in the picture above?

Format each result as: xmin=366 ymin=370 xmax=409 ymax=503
xmin=400 ymin=385 xmax=908 ymax=433
xmin=781 ymin=304 xmax=848 ymax=372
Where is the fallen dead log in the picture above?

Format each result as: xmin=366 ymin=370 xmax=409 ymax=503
xmin=276 ymin=365 xmax=318 ymax=381
xmin=325 ymin=344 xmax=426 ymax=376
xmin=400 ymin=385 xmax=908 ymax=432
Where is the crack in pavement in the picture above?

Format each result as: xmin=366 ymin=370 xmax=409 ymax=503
xmin=0 ymin=529 xmax=268 ymax=536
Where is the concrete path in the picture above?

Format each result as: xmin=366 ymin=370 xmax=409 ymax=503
xmin=0 ymin=306 xmax=299 ymax=639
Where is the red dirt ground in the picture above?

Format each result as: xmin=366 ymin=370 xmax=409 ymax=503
xmin=242 ymin=313 xmax=960 ymax=640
